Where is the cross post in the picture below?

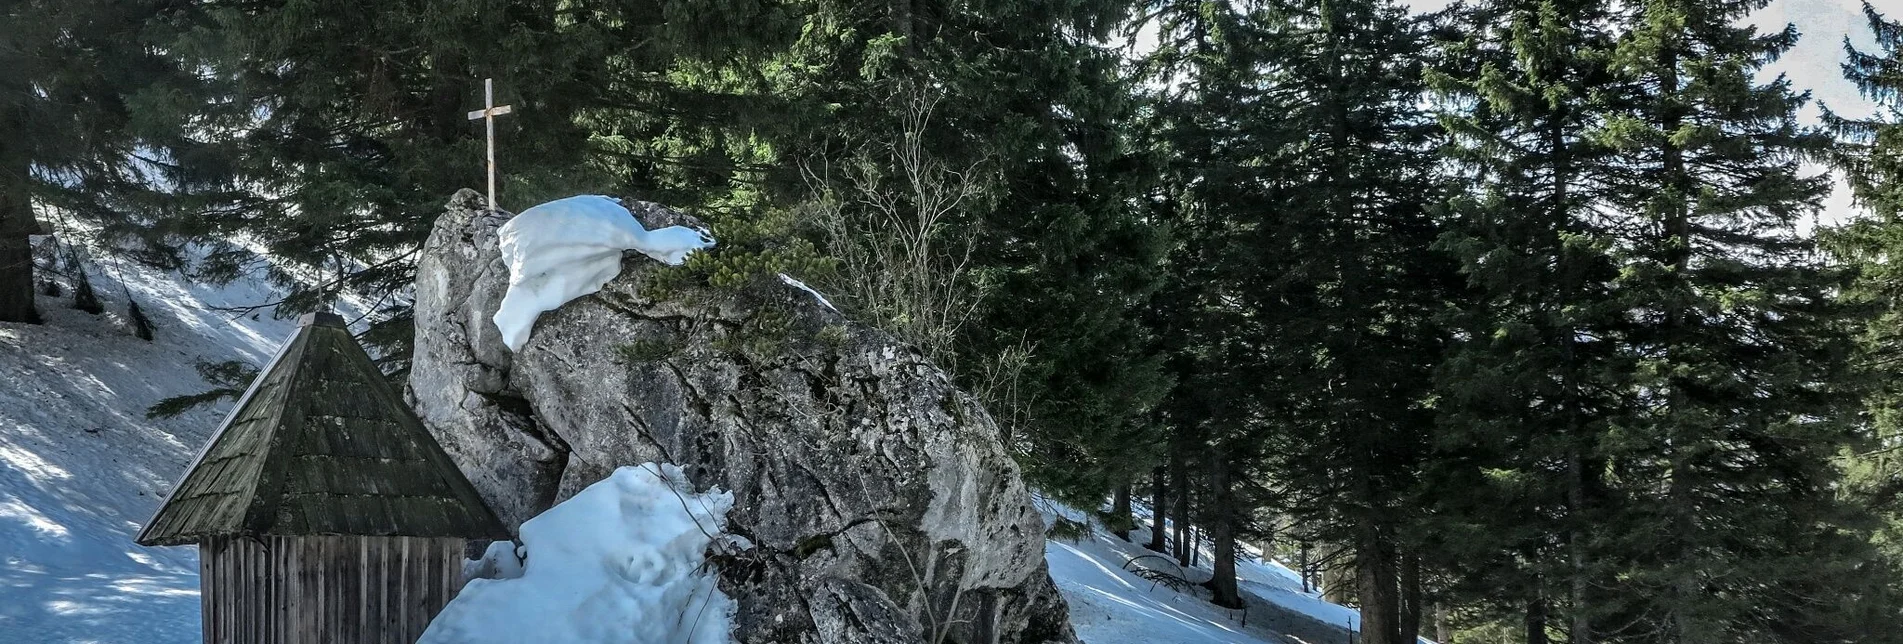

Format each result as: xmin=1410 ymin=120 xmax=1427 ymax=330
xmin=467 ymin=78 xmax=514 ymax=211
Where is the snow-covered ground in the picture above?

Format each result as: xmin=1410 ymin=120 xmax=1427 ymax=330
xmin=1039 ymin=498 xmax=1391 ymax=644
xmin=0 ymin=244 xmax=296 ymax=642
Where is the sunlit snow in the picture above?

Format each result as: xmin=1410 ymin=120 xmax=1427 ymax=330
xmin=492 ymin=195 xmax=716 ymax=352
xmin=419 ymin=463 xmax=740 ymax=644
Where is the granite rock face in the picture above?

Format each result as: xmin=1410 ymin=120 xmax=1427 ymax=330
xmin=408 ymin=189 xmax=1075 ymax=644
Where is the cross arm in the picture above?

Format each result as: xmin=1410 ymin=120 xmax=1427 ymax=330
xmin=467 ymin=105 xmax=514 ymax=120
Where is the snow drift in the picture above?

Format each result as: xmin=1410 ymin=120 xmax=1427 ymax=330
xmin=419 ymin=463 xmax=739 ymax=644
xmin=492 ymin=195 xmax=716 ymax=351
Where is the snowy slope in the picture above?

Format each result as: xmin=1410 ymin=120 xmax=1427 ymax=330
xmin=1040 ymin=499 xmax=1409 ymax=644
xmin=0 ymin=246 xmax=298 ymax=643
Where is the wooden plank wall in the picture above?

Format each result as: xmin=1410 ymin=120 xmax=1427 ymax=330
xmin=199 ymin=535 xmax=464 ymax=644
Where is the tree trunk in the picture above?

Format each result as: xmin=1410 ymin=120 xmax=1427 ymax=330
xmin=1203 ymin=454 xmax=1242 ymax=608
xmin=1399 ymin=552 xmax=1421 ymax=644
xmin=1112 ymin=484 xmax=1133 ymax=541
xmin=1567 ymin=443 xmax=1593 ymax=644
xmin=1552 ymin=83 xmax=1594 ymax=644
xmin=1206 ymin=522 xmax=1241 ymax=608
xmin=1434 ymin=603 xmax=1450 ymax=643
xmin=0 ymin=151 xmax=39 ymax=324
xmin=1188 ymin=525 xmax=1201 ymax=567
xmin=1171 ymin=453 xmax=1191 ymax=567
xmin=1146 ymin=466 xmax=1169 ymax=553
xmin=1525 ymin=595 xmax=1550 ymax=644
xmin=1356 ymin=529 xmax=1401 ymax=644
xmin=1300 ymin=541 xmax=1313 ymax=593
xmin=1322 ymin=543 xmax=1354 ymax=604
xmin=1658 ymin=46 xmax=1701 ymax=644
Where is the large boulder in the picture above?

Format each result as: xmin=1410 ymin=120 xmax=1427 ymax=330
xmin=408 ymin=189 xmax=1075 ymax=644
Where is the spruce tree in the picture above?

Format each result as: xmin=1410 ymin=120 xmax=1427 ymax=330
xmin=1820 ymin=2 xmax=1903 ymax=636
xmin=1141 ymin=0 xmax=1450 ymax=624
xmin=1245 ymin=2 xmax=1450 ymax=640
xmin=1595 ymin=0 xmax=1876 ymax=640
xmin=161 ymin=0 xmax=797 ymax=366
xmin=1426 ymin=0 xmax=1627 ymax=640
xmin=1138 ymin=0 xmax=1285 ymax=609
xmin=0 ymin=0 xmax=197 ymax=323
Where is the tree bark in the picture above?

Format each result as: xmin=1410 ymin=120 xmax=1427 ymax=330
xmin=1322 ymin=543 xmax=1354 ymax=604
xmin=1399 ymin=551 xmax=1421 ymax=644
xmin=1188 ymin=525 xmax=1201 ymax=567
xmin=1146 ymin=466 xmax=1169 ymax=553
xmin=1568 ymin=443 xmax=1593 ymax=644
xmin=1658 ymin=45 xmax=1701 ymax=644
xmin=1171 ymin=452 xmax=1191 ymax=567
xmin=1203 ymin=454 xmax=1242 ymax=608
xmin=1112 ymin=484 xmax=1133 ymax=541
xmin=1434 ymin=602 xmax=1450 ymax=643
xmin=1525 ymin=595 xmax=1550 ymax=644
xmin=1300 ymin=541 xmax=1313 ymax=593
xmin=1356 ymin=529 xmax=1401 ymax=644
xmin=0 ymin=149 xmax=39 ymax=325
xmin=1552 ymin=83 xmax=1594 ymax=644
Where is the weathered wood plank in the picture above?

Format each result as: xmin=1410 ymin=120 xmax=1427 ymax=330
xmin=195 ymin=535 xmax=466 ymax=644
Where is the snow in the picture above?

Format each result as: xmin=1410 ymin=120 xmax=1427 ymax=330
xmin=777 ymin=273 xmax=837 ymax=311
xmin=463 ymin=539 xmax=526 ymax=581
xmin=0 ymin=237 xmax=322 ymax=642
xmin=419 ymin=463 xmax=740 ymax=644
xmin=1039 ymin=497 xmax=1415 ymax=644
xmin=1046 ymin=537 xmax=1268 ymax=644
xmin=493 ymin=195 xmax=716 ymax=351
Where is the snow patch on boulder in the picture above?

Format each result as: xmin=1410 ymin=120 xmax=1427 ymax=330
xmin=420 ymin=463 xmax=740 ymax=644
xmin=778 ymin=272 xmax=837 ymax=311
xmin=492 ymin=195 xmax=715 ymax=351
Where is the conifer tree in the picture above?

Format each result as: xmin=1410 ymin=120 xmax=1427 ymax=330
xmin=159 ymin=0 xmax=797 ymax=366
xmin=1820 ymin=2 xmax=1903 ymax=635
xmin=1138 ymin=0 xmax=1284 ymax=609
xmin=0 ymin=0 xmax=197 ymax=323
xmin=1243 ymin=2 xmax=1450 ymax=640
xmin=1426 ymin=0 xmax=1627 ymax=640
xmin=772 ymin=0 xmax=1172 ymax=499
xmin=1141 ymin=0 xmax=1450 ymax=625
xmin=1594 ymin=0 xmax=1877 ymax=640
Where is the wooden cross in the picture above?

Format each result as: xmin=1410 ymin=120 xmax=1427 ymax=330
xmin=467 ymin=78 xmax=514 ymax=211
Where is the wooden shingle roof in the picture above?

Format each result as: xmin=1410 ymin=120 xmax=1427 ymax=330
xmin=136 ymin=313 xmax=509 ymax=546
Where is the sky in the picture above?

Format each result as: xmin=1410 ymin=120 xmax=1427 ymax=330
xmin=1751 ymin=0 xmax=1890 ymax=225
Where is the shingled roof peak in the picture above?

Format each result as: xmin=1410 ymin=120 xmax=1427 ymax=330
xmin=136 ymin=319 xmax=508 ymax=546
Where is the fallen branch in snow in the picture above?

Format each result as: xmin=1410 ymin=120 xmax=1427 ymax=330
xmin=1121 ymin=553 xmax=1196 ymax=593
